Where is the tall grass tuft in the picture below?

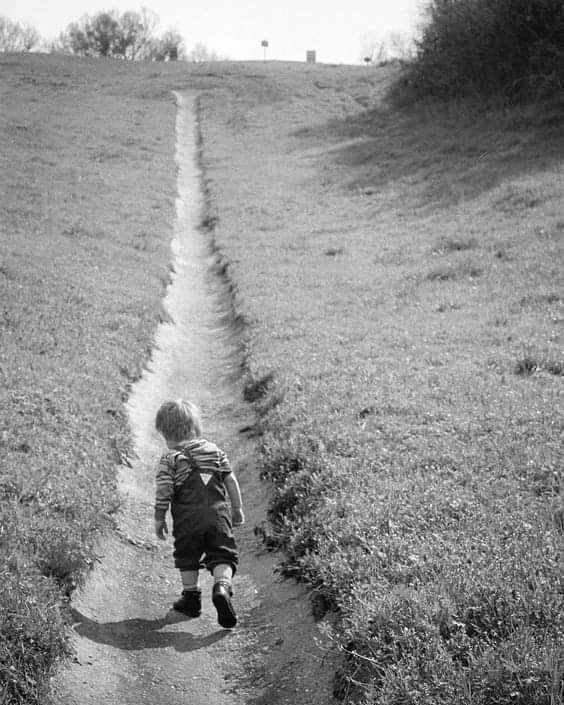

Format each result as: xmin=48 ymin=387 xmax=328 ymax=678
xmin=0 ymin=571 xmax=70 ymax=705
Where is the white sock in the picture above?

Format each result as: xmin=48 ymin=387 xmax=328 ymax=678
xmin=212 ymin=564 xmax=233 ymax=585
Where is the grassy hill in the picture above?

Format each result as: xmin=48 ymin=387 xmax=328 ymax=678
xmin=1 ymin=54 xmax=562 ymax=704
xmin=199 ymin=64 xmax=564 ymax=704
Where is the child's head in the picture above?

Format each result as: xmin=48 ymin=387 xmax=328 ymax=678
xmin=155 ymin=399 xmax=202 ymax=443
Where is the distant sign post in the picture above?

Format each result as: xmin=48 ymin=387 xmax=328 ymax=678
xmin=306 ymin=50 xmax=316 ymax=63
xmin=261 ymin=40 xmax=269 ymax=61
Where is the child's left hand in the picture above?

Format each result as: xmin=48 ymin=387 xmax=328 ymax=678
xmin=155 ymin=519 xmax=168 ymax=540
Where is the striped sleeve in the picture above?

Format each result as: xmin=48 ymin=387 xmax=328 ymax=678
xmin=217 ymin=449 xmax=231 ymax=476
xmin=155 ymin=456 xmax=174 ymax=519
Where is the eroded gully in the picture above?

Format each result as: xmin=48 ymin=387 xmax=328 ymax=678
xmin=54 ymin=91 xmax=336 ymax=705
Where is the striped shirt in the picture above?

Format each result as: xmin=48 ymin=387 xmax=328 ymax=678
xmin=155 ymin=438 xmax=231 ymax=517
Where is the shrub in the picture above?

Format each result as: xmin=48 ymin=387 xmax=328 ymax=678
xmin=399 ymin=0 xmax=564 ymax=101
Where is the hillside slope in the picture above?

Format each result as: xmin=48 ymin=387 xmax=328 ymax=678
xmin=1 ymin=54 xmax=562 ymax=703
xmin=198 ymin=64 xmax=564 ymax=702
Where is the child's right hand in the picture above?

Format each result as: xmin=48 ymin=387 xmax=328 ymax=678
xmin=232 ymin=507 xmax=245 ymax=527
xmin=155 ymin=519 xmax=168 ymax=540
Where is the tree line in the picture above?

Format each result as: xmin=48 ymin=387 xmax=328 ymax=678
xmin=0 ymin=9 xmax=224 ymax=61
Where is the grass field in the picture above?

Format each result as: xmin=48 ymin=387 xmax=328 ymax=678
xmin=0 ymin=54 xmax=183 ymax=703
xmin=198 ymin=67 xmax=564 ymax=703
xmin=1 ymin=54 xmax=563 ymax=704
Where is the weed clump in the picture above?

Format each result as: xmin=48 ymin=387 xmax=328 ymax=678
xmin=243 ymin=371 xmax=276 ymax=403
xmin=514 ymin=355 xmax=564 ymax=377
xmin=433 ymin=236 xmax=478 ymax=254
xmin=515 ymin=356 xmax=539 ymax=376
xmin=426 ymin=261 xmax=483 ymax=282
xmin=545 ymin=360 xmax=564 ymax=376
xmin=0 ymin=571 xmax=71 ymax=704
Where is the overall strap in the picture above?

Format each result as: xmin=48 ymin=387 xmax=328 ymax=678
xmin=170 ymin=448 xmax=201 ymax=501
xmin=178 ymin=447 xmax=201 ymax=472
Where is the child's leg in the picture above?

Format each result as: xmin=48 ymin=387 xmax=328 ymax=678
xmin=180 ymin=569 xmax=200 ymax=591
xmin=212 ymin=564 xmax=232 ymax=585
xmin=173 ymin=569 xmax=201 ymax=617
xmin=206 ymin=525 xmax=238 ymax=627
xmin=211 ymin=564 xmax=237 ymax=628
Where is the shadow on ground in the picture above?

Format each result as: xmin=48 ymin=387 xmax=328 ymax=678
xmin=296 ymin=94 xmax=564 ymax=208
xmin=70 ymin=608 xmax=231 ymax=653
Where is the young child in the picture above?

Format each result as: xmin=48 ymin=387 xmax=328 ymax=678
xmin=154 ymin=399 xmax=245 ymax=629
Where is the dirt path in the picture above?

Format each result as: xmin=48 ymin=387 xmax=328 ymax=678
xmin=54 ymin=91 xmax=337 ymax=705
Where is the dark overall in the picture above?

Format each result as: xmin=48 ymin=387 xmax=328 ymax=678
xmin=170 ymin=449 xmax=238 ymax=574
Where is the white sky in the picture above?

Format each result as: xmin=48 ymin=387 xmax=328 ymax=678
xmin=0 ymin=0 xmax=425 ymax=64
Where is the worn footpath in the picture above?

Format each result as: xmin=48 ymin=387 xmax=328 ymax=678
xmin=54 ymin=90 xmax=337 ymax=705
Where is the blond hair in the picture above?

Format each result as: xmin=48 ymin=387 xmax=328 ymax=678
xmin=155 ymin=399 xmax=202 ymax=442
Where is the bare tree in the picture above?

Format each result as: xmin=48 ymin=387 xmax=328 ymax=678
xmin=61 ymin=8 xmax=164 ymax=60
xmin=64 ymin=11 xmax=120 ymax=57
xmin=186 ymin=42 xmax=225 ymax=62
xmin=360 ymin=33 xmax=389 ymax=64
xmin=387 ymin=31 xmax=415 ymax=61
xmin=119 ymin=8 xmax=159 ymax=59
xmin=0 ymin=16 xmax=40 ymax=52
xmin=360 ymin=30 xmax=414 ymax=64
xmin=43 ymin=32 xmax=74 ymax=55
xmin=145 ymin=29 xmax=186 ymax=61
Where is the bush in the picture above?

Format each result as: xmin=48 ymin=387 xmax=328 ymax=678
xmin=400 ymin=0 xmax=564 ymax=101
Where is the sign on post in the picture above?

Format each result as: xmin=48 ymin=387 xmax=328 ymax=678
xmin=306 ymin=50 xmax=316 ymax=63
xmin=261 ymin=40 xmax=269 ymax=61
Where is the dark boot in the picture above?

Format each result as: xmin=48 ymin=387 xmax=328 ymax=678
xmin=212 ymin=580 xmax=237 ymax=629
xmin=173 ymin=589 xmax=201 ymax=617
